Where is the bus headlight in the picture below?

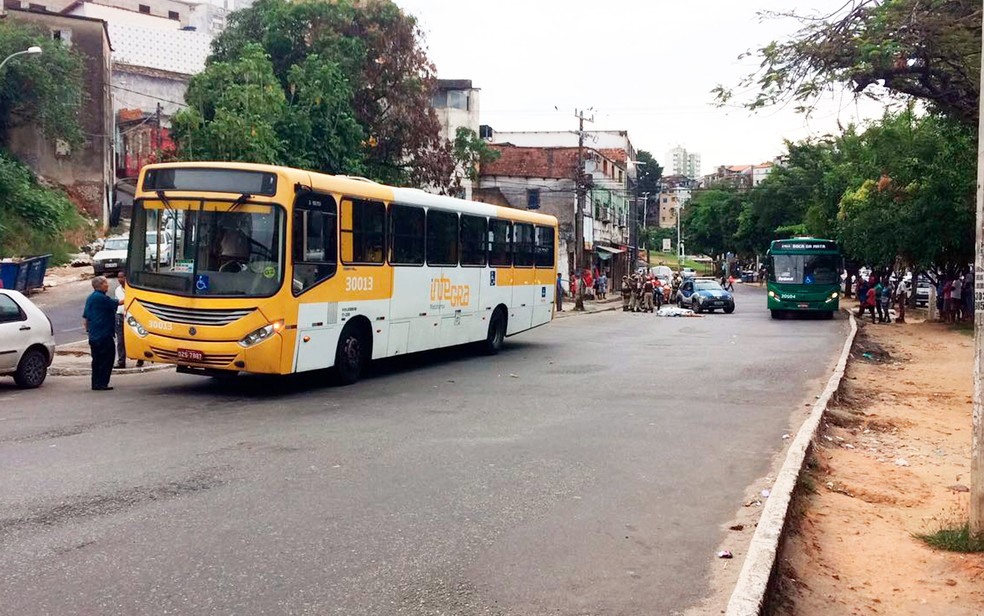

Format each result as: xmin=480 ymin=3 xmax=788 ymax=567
xmin=126 ymin=315 xmax=148 ymax=338
xmin=768 ymin=290 xmax=777 ymax=299
xmin=825 ymin=291 xmax=839 ymax=303
xmin=238 ymin=320 xmax=284 ymax=348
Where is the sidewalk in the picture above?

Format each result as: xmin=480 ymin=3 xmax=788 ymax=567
xmin=49 ymin=341 xmax=173 ymax=377
xmin=553 ymin=295 xmax=623 ymax=319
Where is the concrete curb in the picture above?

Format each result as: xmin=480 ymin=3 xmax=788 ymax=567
xmin=725 ymin=311 xmax=859 ymax=615
xmin=49 ymin=362 xmax=174 ymax=377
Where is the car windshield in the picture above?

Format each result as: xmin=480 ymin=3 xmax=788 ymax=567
xmin=695 ymin=280 xmax=724 ymax=291
xmin=771 ymin=254 xmax=839 ymax=285
xmin=103 ymin=239 xmax=128 ymax=251
xmin=128 ymin=198 xmax=285 ymax=297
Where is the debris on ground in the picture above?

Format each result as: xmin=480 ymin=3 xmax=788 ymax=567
xmin=655 ymin=306 xmax=700 ymax=317
xmin=717 ymin=550 xmax=733 ymax=559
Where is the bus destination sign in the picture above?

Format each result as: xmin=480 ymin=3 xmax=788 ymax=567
xmin=773 ymin=240 xmax=837 ymax=251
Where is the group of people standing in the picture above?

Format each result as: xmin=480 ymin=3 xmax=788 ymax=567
xmin=937 ymin=274 xmax=974 ymax=323
xmin=620 ymin=272 xmax=673 ymax=313
xmin=855 ymin=275 xmax=908 ymax=324
xmin=555 ymin=269 xmax=609 ymax=311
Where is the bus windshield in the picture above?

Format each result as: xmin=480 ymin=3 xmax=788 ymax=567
xmin=771 ymin=254 xmax=839 ymax=285
xmin=128 ymin=199 xmax=285 ymax=297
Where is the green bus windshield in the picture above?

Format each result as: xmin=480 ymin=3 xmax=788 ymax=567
xmin=771 ymin=253 xmax=839 ymax=285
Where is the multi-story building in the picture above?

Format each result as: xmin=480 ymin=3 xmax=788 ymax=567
xmin=475 ymin=144 xmax=632 ymax=287
xmin=701 ymin=162 xmax=776 ymax=189
xmin=2 ymin=6 xmax=114 ymax=221
xmin=430 ymin=79 xmax=480 ymax=199
xmin=667 ymin=145 xmax=701 ymax=179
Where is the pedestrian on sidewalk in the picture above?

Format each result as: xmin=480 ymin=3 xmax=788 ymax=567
xmin=950 ymin=275 xmax=963 ymax=323
xmin=878 ymin=277 xmax=892 ymax=323
xmin=621 ymin=275 xmax=631 ymax=311
xmin=115 ymin=272 xmax=128 ymax=368
xmin=895 ymin=279 xmax=908 ymax=323
xmin=856 ymin=277 xmax=870 ymax=319
xmin=83 ymin=276 xmax=119 ymax=391
xmin=599 ymin=272 xmax=608 ymax=300
xmin=556 ymin=273 xmax=564 ymax=312
xmin=863 ymin=283 xmax=877 ymax=323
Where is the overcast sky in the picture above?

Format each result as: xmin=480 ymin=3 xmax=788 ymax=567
xmin=397 ymin=0 xmax=888 ymax=174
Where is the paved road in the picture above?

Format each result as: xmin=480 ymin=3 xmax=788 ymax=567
xmin=0 ymin=286 xmax=848 ymax=615
xmin=30 ymin=278 xmax=102 ymax=346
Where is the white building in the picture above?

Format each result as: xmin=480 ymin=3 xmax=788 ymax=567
xmin=430 ymin=79 xmax=481 ymax=199
xmin=667 ymin=145 xmax=701 ymax=179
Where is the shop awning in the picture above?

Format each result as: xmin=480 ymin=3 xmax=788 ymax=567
xmin=596 ymin=245 xmax=626 ymax=255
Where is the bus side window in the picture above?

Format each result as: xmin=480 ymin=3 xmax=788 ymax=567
xmin=292 ymin=193 xmax=337 ymax=295
xmin=460 ymin=215 xmax=487 ymax=266
xmin=513 ymin=223 xmax=534 ymax=267
xmin=389 ymin=204 xmax=424 ymax=265
xmin=488 ymin=219 xmax=511 ymax=267
xmin=534 ymin=226 xmax=554 ymax=268
xmin=341 ymin=198 xmax=385 ymax=265
xmin=426 ymin=209 xmax=459 ymax=266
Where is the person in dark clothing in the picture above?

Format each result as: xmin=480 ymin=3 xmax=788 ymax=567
xmin=83 ymin=276 xmax=120 ymax=391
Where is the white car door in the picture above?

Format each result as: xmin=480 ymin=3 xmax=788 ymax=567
xmin=0 ymin=293 xmax=28 ymax=372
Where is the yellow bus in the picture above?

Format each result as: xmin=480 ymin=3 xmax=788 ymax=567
xmin=123 ymin=162 xmax=559 ymax=383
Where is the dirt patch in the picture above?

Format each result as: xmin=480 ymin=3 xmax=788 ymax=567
xmin=776 ymin=319 xmax=984 ymax=615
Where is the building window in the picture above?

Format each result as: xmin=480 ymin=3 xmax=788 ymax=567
xmin=51 ymin=28 xmax=72 ymax=47
xmin=28 ymin=3 xmax=45 ymax=11
xmin=527 ymin=189 xmax=540 ymax=210
xmin=138 ymin=4 xmax=150 ymax=13
xmin=388 ymin=204 xmax=425 ymax=265
xmin=168 ymin=10 xmax=179 ymax=19
xmin=447 ymin=90 xmax=468 ymax=111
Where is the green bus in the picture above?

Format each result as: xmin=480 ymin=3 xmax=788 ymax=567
xmin=766 ymin=238 xmax=841 ymax=319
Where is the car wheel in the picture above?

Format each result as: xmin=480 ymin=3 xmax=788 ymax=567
xmin=482 ymin=308 xmax=507 ymax=355
xmin=333 ymin=326 xmax=367 ymax=386
xmin=14 ymin=347 xmax=48 ymax=389
xmin=693 ymin=301 xmax=702 ymax=314
xmin=724 ymin=303 xmax=735 ymax=314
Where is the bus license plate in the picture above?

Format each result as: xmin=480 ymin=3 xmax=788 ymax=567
xmin=798 ymin=303 xmax=809 ymax=309
xmin=177 ymin=348 xmax=204 ymax=362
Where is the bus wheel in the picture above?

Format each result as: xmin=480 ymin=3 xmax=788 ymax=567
xmin=483 ymin=308 xmax=507 ymax=355
xmin=823 ymin=311 xmax=835 ymax=320
xmin=334 ymin=326 xmax=366 ymax=385
xmin=770 ymin=309 xmax=782 ymax=320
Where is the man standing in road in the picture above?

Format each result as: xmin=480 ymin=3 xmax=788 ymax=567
xmin=83 ymin=276 xmax=119 ymax=391
xmin=621 ymin=275 xmax=631 ymax=311
xmin=556 ymin=272 xmax=564 ymax=312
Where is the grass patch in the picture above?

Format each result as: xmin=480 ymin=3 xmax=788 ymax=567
xmin=916 ymin=524 xmax=984 ymax=553
xmin=648 ymin=254 xmax=713 ymax=275
xmin=952 ymin=321 xmax=974 ymax=338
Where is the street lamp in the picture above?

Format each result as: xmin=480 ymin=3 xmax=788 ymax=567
xmin=0 ymin=46 xmax=42 ymax=72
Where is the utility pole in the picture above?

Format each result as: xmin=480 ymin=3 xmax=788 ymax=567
xmin=971 ymin=14 xmax=984 ymax=535
xmin=574 ymin=108 xmax=593 ymax=311
xmin=641 ymin=191 xmax=650 ymax=233
xmin=155 ymin=103 xmax=163 ymax=157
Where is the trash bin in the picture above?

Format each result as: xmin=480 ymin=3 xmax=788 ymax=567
xmin=0 ymin=254 xmax=50 ymax=292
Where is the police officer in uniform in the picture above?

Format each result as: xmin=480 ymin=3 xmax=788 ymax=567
xmin=642 ymin=276 xmax=655 ymax=312
xmin=621 ymin=275 xmax=632 ymax=311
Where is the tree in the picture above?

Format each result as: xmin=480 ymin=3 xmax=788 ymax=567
xmin=452 ymin=127 xmax=500 ymax=188
xmin=0 ymin=20 xmax=86 ymax=146
xmin=715 ymin=0 xmax=982 ymax=129
xmin=683 ymin=189 xmax=746 ymax=257
xmin=204 ymin=0 xmax=453 ymax=188
xmin=635 ymin=150 xmax=664 ymax=194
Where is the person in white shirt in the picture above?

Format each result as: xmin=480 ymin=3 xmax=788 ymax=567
xmin=114 ymin=272 xmax=144 ymax=369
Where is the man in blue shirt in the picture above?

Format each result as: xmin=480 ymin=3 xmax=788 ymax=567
xmin=82 ymin=276 xmax=120 ymax=391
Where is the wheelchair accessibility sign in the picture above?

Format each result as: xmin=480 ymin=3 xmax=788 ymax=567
xmin=195 ymin=274 xmax=210 ymax=292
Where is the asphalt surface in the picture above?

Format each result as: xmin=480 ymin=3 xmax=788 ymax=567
xmin=0 ymin=285 xmax=849 ymax=615
xmin=29 ymin=278 xmax=103 ymax=346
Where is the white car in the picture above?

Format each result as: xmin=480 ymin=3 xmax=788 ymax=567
xmin=92 ymin=236 xmax=129 ymax=275
xmin=0 ymin=289 xmax=55 ymax=388
xmin=146 ymin=231 xmax=172 ymax=265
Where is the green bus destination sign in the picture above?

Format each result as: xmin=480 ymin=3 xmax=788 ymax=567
xmin=771 ymin=239 xmax=838 ymax=252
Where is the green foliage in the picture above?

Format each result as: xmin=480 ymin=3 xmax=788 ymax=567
xmin=635 ymin=150 xmax=663 ymax=195
xmin=193 ymin=0 xmax=453 ymax=188
xmin=715 ymin=1 xmax=981 ymax=128
xmin=0 ymin=20 xmax=87 ymax=145
xmin=679 ymin=109 xmax=975 ymax=274
xmin=917 ymin=524 xmax=984 ymax=553
xmin=683 ymin=189 xmax=746 ymax=257
xmin=452 ymin=127 xmax=500 ymax=184
xmin=0 ymin=150 xmax=84 ymax=260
